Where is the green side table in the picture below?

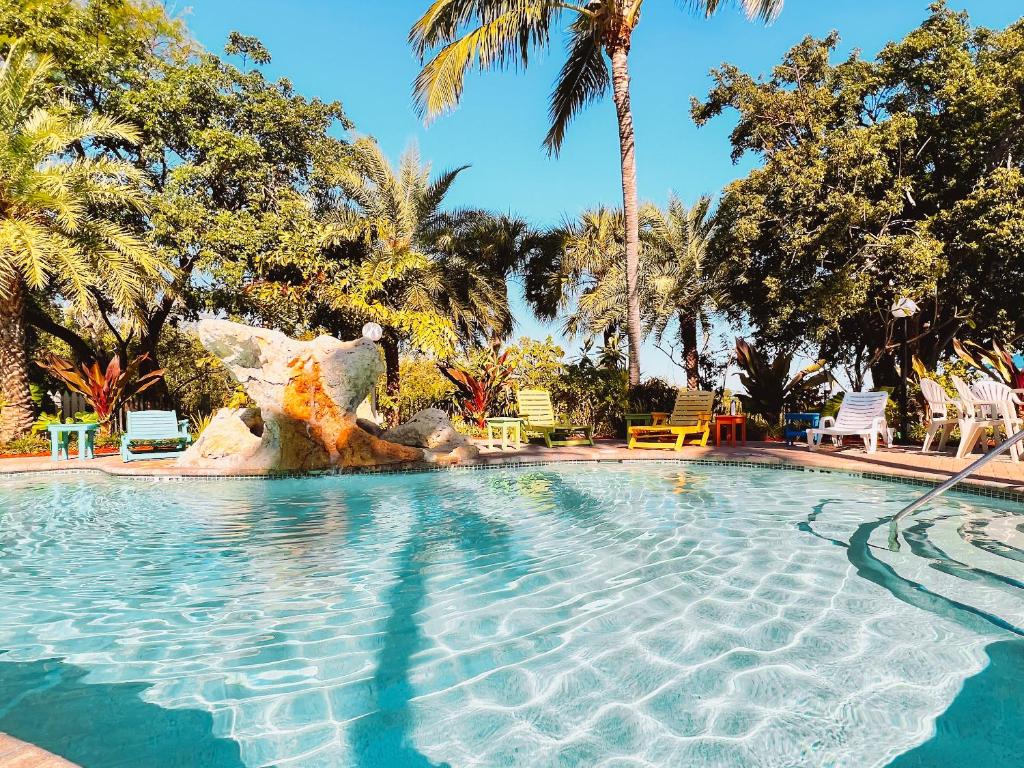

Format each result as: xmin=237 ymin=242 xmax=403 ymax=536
xmin=624 ymin=412 xmax=670 ymax=436
xmin=484 ymin=417 xmax=523 ymax=450
xmin=624 ymin=413 xmax=652 ymax=436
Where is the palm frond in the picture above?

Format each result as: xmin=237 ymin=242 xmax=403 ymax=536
xmin=420 ymin=164 xmax=470 ymax=222
xmin=692 ymin=0 xmax=784 ymax=22
xmin=412 ymin=1 xmax=562 ymax=119
xmin=543 ymin=15 xmax=608 ymax=155
xmin=0 ymin=40 xmax=159 ymax=313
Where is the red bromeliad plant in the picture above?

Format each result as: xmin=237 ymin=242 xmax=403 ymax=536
xmin=441 ymin=349 xmax=514 ymax=429
xmin=37 ymin=353 xmax=165 ymax=428
xmin=953 ymin=339 xmax=1024 ymax=390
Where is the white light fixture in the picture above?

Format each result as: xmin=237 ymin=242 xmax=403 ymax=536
xmin=890 ymin=297 xmax=919 ymax=319
xmin=361 ymin=322 xmax=383 ymax=342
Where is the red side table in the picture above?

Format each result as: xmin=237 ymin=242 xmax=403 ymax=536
xmin=715 ymin=414 xmax=747 ymax=446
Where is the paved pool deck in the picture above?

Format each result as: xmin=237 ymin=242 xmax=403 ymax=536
xmin=1 ymin=439 xmax=1022 ymax=498
xmin=0 ymin=733 xmax=77 ymax=768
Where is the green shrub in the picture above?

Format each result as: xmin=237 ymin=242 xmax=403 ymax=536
xmin=382 ymin=355 xmax=457 ymax=423
xmin=745 ymin=413 xmax=783 ymax=441
xmin=443 ymin=348 xmax=515 ymax=428
xmin=550 ymin=362 xmax=677 ymax=437
xmin=0 ymin=435 xmax=49 ymax=455
xmin=627 ymin=378 xmax=677 ymax=414
xmin=30 ymin=410 xmax=98 ymax=435
xmin=506 ymin=336 xmax=565 ymax=391
xmin=550 ymin=363 xmax=627 ymax=437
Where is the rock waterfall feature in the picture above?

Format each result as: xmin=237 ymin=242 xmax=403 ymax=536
xmin=177 ymin=320 xmax=440 ymax=472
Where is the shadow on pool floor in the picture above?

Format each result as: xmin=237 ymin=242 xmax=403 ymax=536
xmin=0 ymin=656 xmax=245 ymax=768
xmin=887 ymin=638 xmax=1024 ymax=767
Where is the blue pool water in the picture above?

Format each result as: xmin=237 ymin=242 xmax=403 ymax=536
xmin=1 ymin=463 xmax=1023 ymax=767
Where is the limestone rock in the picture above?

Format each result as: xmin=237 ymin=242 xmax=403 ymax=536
xmin=356 ymin=417 xmax=384 ymax=437
xmin=176 ymin=320 xmax=423 ymax=472
xmin=177 ymin=408 xmax=261 ymax=466
xmin=448 ymin=444 xmax=480 ymax=462
xmin=177 ymin=407 xmax=325 ymax=471
xmin=382 ymin=408 xmax=475 ymax=453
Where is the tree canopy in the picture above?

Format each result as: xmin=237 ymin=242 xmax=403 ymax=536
xmin=694 ymin=1 xmax=1024 ymax=386
xmin=0 ymin=41 xmax=160 ymax=437
xmin=1 ymin=0 xmax=1022 ymax=442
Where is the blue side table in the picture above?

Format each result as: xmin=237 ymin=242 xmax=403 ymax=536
xmin=783 ymin=413 xmax=821 ymax=446
xmin=47 ymin=423 xmax=100 ymax=461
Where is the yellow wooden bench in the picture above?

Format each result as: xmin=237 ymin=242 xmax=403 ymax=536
xmin=627 ymin=389 xmax=713 ymax=450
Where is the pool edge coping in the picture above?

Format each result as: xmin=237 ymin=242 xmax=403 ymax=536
xmin=2 ymin=456 xmax=1023 ymax=508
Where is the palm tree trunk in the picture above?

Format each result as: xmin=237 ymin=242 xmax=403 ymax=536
xmin=0 ymin=276 xmax=36 ymax=441
xmin=678 ymin=312 xmax=700 ymax=389
xmin=609 ymin=42 xmax=642 ymax=387
xmin=380 ymin=330 xmax=401 ymax=427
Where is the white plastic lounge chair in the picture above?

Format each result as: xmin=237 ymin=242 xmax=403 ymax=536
xmin=970 ymin=380 xmax=1023 ymax=463
xmin=950 ymin=376 xmax=1000 ymax=459
xmin=807 ymin=391 xmax=891 ymax=453
xmin=919 ymin=378 xmax=958 ymax=453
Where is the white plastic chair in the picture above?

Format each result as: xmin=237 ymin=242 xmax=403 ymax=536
xmin=970 ymin=380 xmax=1023 ymax=463
xmin=950 ymin=376 xmax=999 ymax=458
xmin=807 ymin=391 xmax=891 ymax=453
xmin=919 ymin=378 xmax=958 ymax=453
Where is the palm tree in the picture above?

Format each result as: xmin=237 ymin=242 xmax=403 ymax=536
xmin=410 ymin=0 xmax=783 ymax=386
xmin=322 ymin=138 xmax=520 ymax=420
xmin=546 ymin=207 xmax=625 ymax=338
xmin=0 ymin=45 xmax=160 ymax=440
xmin=642 ymin=194 xmax=721 ymax=388
xmin=530 ymin=196 xmax=720 ymax=387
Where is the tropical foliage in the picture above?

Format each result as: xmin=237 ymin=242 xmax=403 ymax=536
xmin=695 ymin=2 xmax=1024 ymax=388
xmin=640 ymin=196 xmax=721 ymax=388
xmin=953 ymin=339 xmax=1024 ymax=390
xmin=526 ymin=196 xmax=721 ymax=388
xmin=505 ymin=337 xmax=566 ymax=392
xmin=442 ymin=348 xmax=515 ymax=428
xmin=318 ymin=139 xmax=519 ymax=415
xmin=37 ymin=353 xmax=164 ymax=427
xmin=384 ymin=356 xmax=457 ymax=425
xmin=1 ymin=0 xmax=1023 ymax=450
xmin=411 ymin=0 xmax=784 ymax=385
xmin=734 ymin=338 xmax=833 ymax=425
xmin=0 ymin=42 xmax=160 ymax=439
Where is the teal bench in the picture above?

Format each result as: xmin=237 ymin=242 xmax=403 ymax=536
xmin=120 ymin=410 xmax=192 ymax=462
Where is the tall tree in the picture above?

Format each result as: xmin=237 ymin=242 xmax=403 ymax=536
xmin=525 ymin=196 xmax=720 ymax=386
xmin=642 ymin=195 xmax=720 ymax=388
xmin=545 ymin=206 xmax=626 ymax=340
xmin=410 ymin=0 xmax=783 ymax=386
xmin=318 ymin=138 xmax=519 ymax=420
xmin=1 ymin=2 xmax=351 ymax=385
xmin=0 ymin=45 xmax=160 ymax=439
xmin=694 ymin=3 xmax=1024 ymax=384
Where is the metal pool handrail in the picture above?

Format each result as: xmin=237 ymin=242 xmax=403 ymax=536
xmin=888 ymin=428 xmax=1024 ymax=551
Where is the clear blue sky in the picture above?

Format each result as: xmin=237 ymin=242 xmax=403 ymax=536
xmin=183 ymin=0 xmax=1021 ymax=386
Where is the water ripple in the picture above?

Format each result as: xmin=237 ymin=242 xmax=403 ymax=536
xmin=0 ymin=465 xmax=1022 ymax=766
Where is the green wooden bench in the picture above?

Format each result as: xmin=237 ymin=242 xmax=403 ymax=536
xmin=516 ymin=389 xmax=594 ymax=448
xmin=120 ymin=410 xmax=192 ymax=462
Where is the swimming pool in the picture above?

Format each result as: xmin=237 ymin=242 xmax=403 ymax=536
xmin=1 ymin=463 xmax=1023 ymax=767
